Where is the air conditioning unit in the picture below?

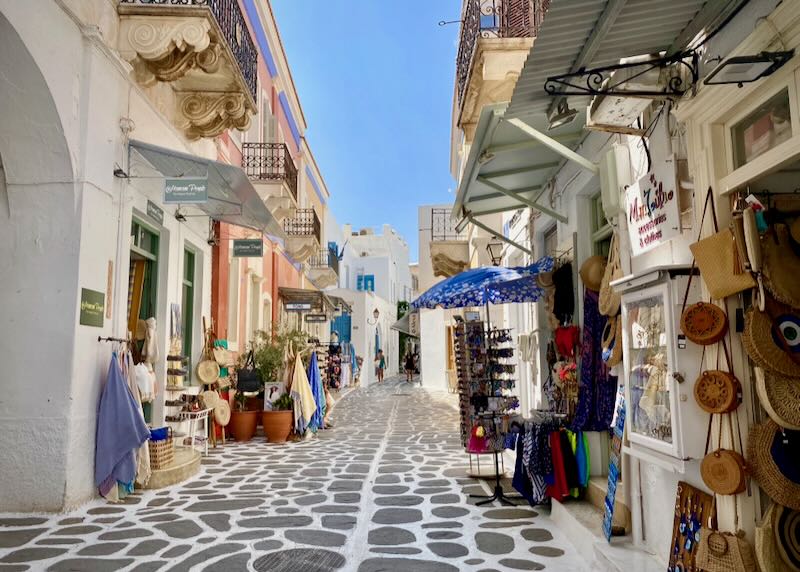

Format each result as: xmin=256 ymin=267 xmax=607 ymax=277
xmin=599 ymin=143 xmax=632 ymax=221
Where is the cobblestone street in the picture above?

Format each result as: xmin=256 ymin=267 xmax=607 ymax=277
xmin=0 ymin=378 xmax=587 ymax=571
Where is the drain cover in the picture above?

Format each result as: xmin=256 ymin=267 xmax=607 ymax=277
xmin=253 ymin=548 xmax=346 ymax=572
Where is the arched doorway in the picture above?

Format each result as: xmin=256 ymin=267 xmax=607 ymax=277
xmin=0 ymin=9 xmax=77 ymax=511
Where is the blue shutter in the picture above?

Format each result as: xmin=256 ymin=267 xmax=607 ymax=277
xmin=331 ymin=314 xmax=351 ymax=343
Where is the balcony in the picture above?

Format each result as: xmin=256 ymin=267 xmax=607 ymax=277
xmin=283 ymin=209 xmax=321 ymax=263
xmin=455 ymin=0 xmax=548 ymax=139
xmin=430 ymin=208 xmax=469 ymax=278
xmin=118 ymin=0 xmax=257 ymax=139
xmin=307 ymin=249 xmax=340 ymax=289
xmin=242 ymin=142 xmax=298 ymax=222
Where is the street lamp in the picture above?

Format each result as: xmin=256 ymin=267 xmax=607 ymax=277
xmin=486 ymin=239 xmax=504 ymax=266
xmin=704 ymin=50 xmax=794 ymax=87
xmin=367 ymin=308 xmax=380 ymax=325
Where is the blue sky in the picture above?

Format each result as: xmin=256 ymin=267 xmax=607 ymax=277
xmin=272 ymin=0 xmax=461 ymax=262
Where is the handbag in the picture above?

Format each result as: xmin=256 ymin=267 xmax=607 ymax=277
xmin=235 ymin=350 xmax=262 ymax=393
xmin=599 ymin=234 xmax=623 ymax=316
xmin=689 ymin=188 xmax=755 ymax=300
xmin=695 ymin=496 xmax=758 ymax=572
xmin=700 ymin=411 xmax=747 ymax=496
xmin=694 ymin=339 xmax=741 ymax=414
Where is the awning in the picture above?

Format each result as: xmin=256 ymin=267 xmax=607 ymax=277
xmin=128 ymin=139 xmax=285 ymax=239
xmin=327 ymin=295 xmax=353 ymax=314
xmin=391 ymin=311 xmax=419 ymax=337
xmin=278 ymin=287 xmax=335 ymax=313
xmin=454 ymin=0 xmax=710 ymax=239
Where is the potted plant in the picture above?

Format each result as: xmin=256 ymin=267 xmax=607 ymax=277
xmin=262 ymin=392 xmax=294 ymax=443
xmin=229 ymin=348 xmax=262 ymax=442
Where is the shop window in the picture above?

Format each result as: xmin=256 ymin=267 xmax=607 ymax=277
xmin=227 ymin=257 xmax=240 ymax=345
xmin=182 ymin=248 xmax=195 ymax=382
xmin=591 ymin=192 xmax=612 ymax=257
xmin=732 ymin=88 xmax=792 ymax=169
xmin=128 ymin=220 xmax=159 ymax=338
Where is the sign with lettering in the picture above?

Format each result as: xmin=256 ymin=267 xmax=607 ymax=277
xmin=305 ymin=314 xmax=328 ymax=323
xmin=286 ymin=302 xmax=312 ymax=312
xmin=409 ymin=312 xmax=419 ymax=337
xmin=625 ymin=157 xmax=680 ymax=256
xmin=233 ymin=239 xmax=263 ymax=257
xmin=146 ymin=200 xmax=164 ymax=225
xmin=163 ymin=177 xmax=208 ymax=204
xmin=80 ymin=288 xmax=105 ymax=327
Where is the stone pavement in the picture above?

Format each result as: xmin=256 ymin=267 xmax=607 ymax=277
xmin=0 ymin=377 xmax=588 ymax=572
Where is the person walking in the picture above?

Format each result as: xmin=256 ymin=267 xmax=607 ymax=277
xmin=375 ymin=349 xmax=386 ymax=383
xmin=404 ymin=350 xmax=415 ymax=383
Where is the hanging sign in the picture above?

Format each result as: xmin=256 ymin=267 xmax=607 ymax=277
xmin=163 ymin=177 xmax=208 ymax=204
xmin=409 ymin=313 xmax=420 ymax=337
xmin=625 ymin=157 xmax=680 ymax=256
xmin=305 ymin=314 xmax=328 ymax=323
xmin=233 ymin=239 xmax=263 ymax=257
xmin=146 ymin=200 xmax=164 ymax=225
xmin=286 ymin=302 xmax=312 ymax=311
xmin=79 ymin=288 xmax=105 ymax=327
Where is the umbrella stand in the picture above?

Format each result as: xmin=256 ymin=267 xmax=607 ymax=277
xmin=468 ymin=293 xmax=523 ymax=507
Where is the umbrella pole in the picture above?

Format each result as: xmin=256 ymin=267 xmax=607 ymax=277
xmin=469 ymin=294 xmax=521 ymax=507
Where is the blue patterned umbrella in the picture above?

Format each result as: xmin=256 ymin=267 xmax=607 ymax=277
xmin=411 ymin=257 xmax=553 ymax=310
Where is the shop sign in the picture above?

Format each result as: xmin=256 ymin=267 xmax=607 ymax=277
xmin=286 ymin=302 xmax=312 ymax=311
xmin=163 ymin=177 xmax=208 ymax=204
xmin=146 ymin=200 xmax=164 ymax=225
xmin=80 ymin=288 xmax=105 ymax=327
xmin=305 ymin=314 xmax=328 ymax=323
xmin=233 ymin=239 xmax=263 ymax=257
xmin=625 ymin=158 xmax=680 ymax=256
xmin=409 ymin=313 xmax=419 ymax=336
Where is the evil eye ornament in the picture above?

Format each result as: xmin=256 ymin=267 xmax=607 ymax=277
xmin=772 ymin=314 xmax=800 ymax=352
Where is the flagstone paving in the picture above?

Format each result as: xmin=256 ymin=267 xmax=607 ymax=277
xmin=0 ymin=377 xmax=588 ymax=571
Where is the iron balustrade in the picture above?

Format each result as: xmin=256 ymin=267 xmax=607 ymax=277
xmin=241 ymin=142 xmax=299 ymax=202
xmin=284 ymin=209 xmax=321 ymax=244
xmin=120 ymin=0 xmax=257 ymax=102
xmin=455 ymin=0 xmax=549 ymax=106
xmin=309 ymin=249 xmax=340 ymax=277
xmin=431 ymin=208 xmax=466 ymax=241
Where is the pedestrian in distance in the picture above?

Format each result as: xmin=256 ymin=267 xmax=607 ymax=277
xmin=375 ymin=349 xmax=386 ymax=383
xmin=404 ymin=350 xmax=415 ymax=383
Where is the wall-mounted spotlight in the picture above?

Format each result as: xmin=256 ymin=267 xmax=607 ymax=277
xmin=704 ymin=50 xmax=795 ymax=87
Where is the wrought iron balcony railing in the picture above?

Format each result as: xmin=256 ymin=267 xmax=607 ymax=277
xmin=284 ymin=209 xmax=321 ymax=244
xmin=241 ymin=142 xmax=299 ymax=203
xmin=309 ymin=248 xmax=340 ymax=277
xmin=432 ymin=208 xmax=467 ymax=241
xmin=119 ymin=0 xmax=257 ymax=102
xmin=455 ymin=0 xmax=549 ymax=106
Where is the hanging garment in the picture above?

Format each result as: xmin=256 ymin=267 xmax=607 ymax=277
xmin=552 ymin=262 xmax=575 ymax=326
xmin=562 ymin=430 xmax=581 ymax=497
xmin=307 ymin=352 xmax=325 ymax=433
xmin=545 ymin=431 xmax=569 ymax=500
xmin=576 ymin=431 xmax=590 ymax=488
xmin=289 ymin=356 xmax=317 ymax=435
xmin=142 ymin=317 xmax=158 ymax=365
xmin=571 ymin=288 xmax=618 ymax=431
xmin=555 ymin=325 xmax=580 ymax=359
xmin=134 ymin=363 xmax=155 ymax=403
xmin=513 ymin=428 xmax=536 ymax=505
xmin=95 ymin=353 xmax=150 ymax=497
xmin=123 ymin=353 xmax=151 ymax=487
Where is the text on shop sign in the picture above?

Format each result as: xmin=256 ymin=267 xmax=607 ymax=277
xmin=625 ymin=157 xmax=680 ymax=256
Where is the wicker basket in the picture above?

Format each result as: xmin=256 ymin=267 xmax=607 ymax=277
xmin=148 ymin=431 xmax=175 ymax=470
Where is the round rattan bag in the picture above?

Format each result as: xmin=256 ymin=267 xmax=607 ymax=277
xmin=694 ymin=370 xmax=741 ymax=414
xmin=701 ymin=447 xmax=747 ymax=495
xmin=681 ymin=302 xmax=728 ymax=346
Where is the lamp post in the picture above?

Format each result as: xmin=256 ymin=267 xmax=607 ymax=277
xmin=367 ymin=308 xmax=380 ymax=325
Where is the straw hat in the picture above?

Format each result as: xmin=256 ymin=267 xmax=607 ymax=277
xmin=742 ymin=305 xmax=800 ymax=379
xmin=757 ymin=504 xmax=800 ymax=572
xmin=756 ymin=505 xmax=783 ymax=572
xmin=763 ymin=225 xmax=800 ymax=309
xmin=197 ymin=359 xmax=221 ymax=385
xmin=214 ymin=400 xmax=231 ymax=427
xmin=755 ymin=367 xmax=800 ymax=430
xmin=536 ymin=271 xmax=554 ymax=289
xmin=579 ymin=255 xmax=606 ymax=292
xmin=747 ymin=420 xmax=800 ymax=511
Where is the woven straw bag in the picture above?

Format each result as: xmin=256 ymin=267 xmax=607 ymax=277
xmin=701 ymin=412 xmax=748 ymax=496
xmin=696 ymin=529 xmax=759 ymax=572
xmin=599 ymin=234 xmax=623 ymax=316
xmin=694 ymin=339 xmax=741 ymax=414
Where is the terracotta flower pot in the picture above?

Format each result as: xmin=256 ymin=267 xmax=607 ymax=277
xmin=262 ymin=410 xmax=293 ymax=444
xmin=230 ymin=410 xmax=258 ymax=441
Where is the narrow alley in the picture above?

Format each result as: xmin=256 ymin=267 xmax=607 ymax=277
xmin=0 ymin=378 xmax=585 ymax=572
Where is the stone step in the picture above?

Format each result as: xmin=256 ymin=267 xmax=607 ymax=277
xmin=585 ymin=476 xmax=631 ymax=533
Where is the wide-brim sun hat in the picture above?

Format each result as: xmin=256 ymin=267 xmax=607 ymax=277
xmin=763 ymin=224 xmax=800 ymax=309
xmin=747 ymin=420 xmax=800 ymax=511
xmin=200 ymin=390 xmax=219 ymax=410
xmin=214 ymin=400 xmax=231 ymax=426
xmin=742 ymin=303 xmax=800 ymax=378
xmin=775 ymin=503 xmax=800 ymax=571
xmin=755 ymin=367 xmax=800 ymax=430
xmin=756 ymin=504 xmax=783 ymax=572
xmin=579 ymin=255 xmax=606 ymax=292
xmin=197 ymin=360 xmax=221 ymax=385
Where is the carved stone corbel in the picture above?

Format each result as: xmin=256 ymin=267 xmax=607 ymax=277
xmin=178 ymin=92 xmax=251 ymax=140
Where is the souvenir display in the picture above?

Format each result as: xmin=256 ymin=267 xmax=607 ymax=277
xmin=667 ymin=481 xmax=715 ymax=572
xmin=747 ymin=420 xmax=800 ymax=511
xmin=742 ymin=297 xmax=800 ymax=378
xmin=680 ymin=302 xmax=728 ymax=346
xmin=755 ymin=504 xmax=800 ymax=572
xmin=693 ymin=341 xmax=741 ymax=415
xmin=599 ymin=233 xmax=623 ymax=316
xmin=762 ymin=224 xmax=800 ymax=308
xmin=700 ymin=413 xmax=747 ymax=496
